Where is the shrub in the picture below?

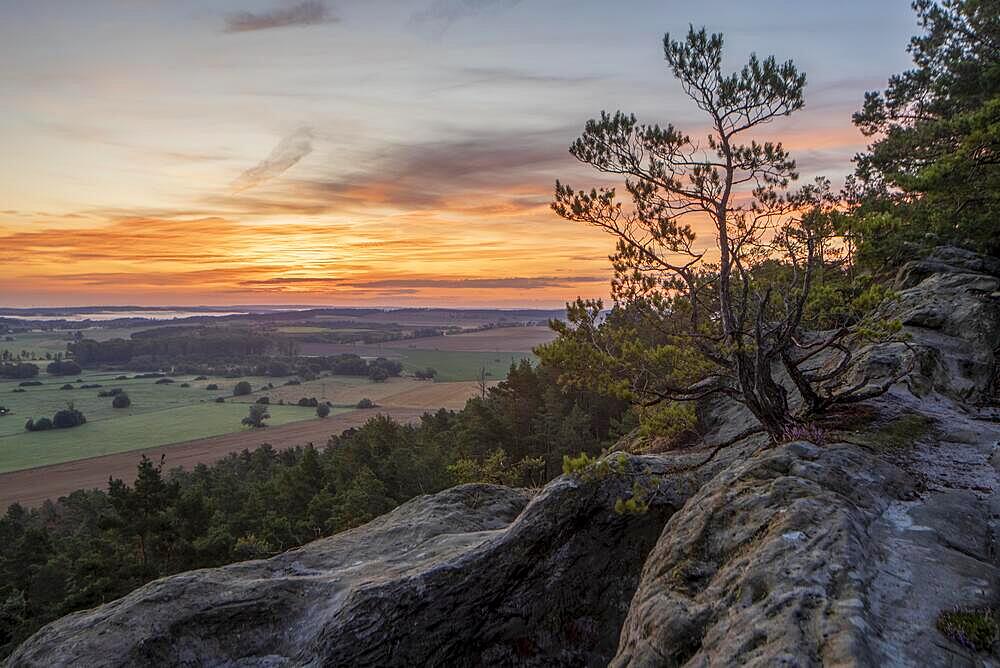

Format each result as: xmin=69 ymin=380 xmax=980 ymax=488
xmin=59 ymin=384 xmax=74 ymax=390
xmin=25 ymin=417 xmax=53 ymax=432
xmin=112 ymin=393 xmax=131 ymax=409
xmin=414 ymin=367 xmax=437 ymax=380
xmin=242 ymin=404 xmax=270 ymax=429
xmin=781 ymin=422 xmax=829 ymax=445
xmin=46 ymin=360 xmax=81 ymax=376
xmin=638 ymin=402 xmax=698 ymax=441
xmin=215 ymin=396 xmax=226 ymax=403
xmin=937 ymin=608 xmax=998 ymax=652
xmin=256 ymin=396 xmax=270 ymax=405
xmin=233 ymin=381 xmax=253 ymax=396
xmin=356 ymin=398 xmax=374 ymax=409
xmin=98 ymin=388 xmax=124 ymax=397
xmin=206 ymin=383 xmax=219 ymax=391
xmin=52 ymin=405 xmax=86 ymax=429
xmin=316 ymin=404 xmax=331 ymax=418
xmin=11 ymin=388 xmax=25 ymax=393
xmin=368 ymin=357 xmax=402 ymax=381
xmin=297 ymin=397 xmax=319 ymax=408
xmin=155 ymin=378 xmax=175 ymax=385
xmin=18 ymin=381 xmax=42 ymax=387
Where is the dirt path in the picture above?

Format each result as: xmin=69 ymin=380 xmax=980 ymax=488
xmin=0 ymin=408 xmax=427 ymax=509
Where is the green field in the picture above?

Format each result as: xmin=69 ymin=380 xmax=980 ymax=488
xmin=0 ymin=346 xmax=529 ymax=472
xmin=0 ymin=372 xmax=307 ymax=437
xmin=384 ymin=349 xmax=535 ymax=382
xmin=0 ymin=403 xmax=339 ymax=473
xmin=0 ymin=370 xmax=359 ymax=472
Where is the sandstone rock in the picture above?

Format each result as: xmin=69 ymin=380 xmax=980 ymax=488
xmin=614 ymin=418 xmax=1000 ymax=666
xmin=837 ymin=247 xmax=1000 ymax=403
xmin=895 ymin=246 xmax=1000 ymax=290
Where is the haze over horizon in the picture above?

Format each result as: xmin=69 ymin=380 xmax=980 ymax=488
xmin=1 ymin=0 xmax=917 ymax=308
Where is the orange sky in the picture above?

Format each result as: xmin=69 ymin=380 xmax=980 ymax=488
xmin=0 ymin=1 xmax=916 ymax=307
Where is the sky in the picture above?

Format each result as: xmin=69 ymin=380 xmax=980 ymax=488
xmin=0 ymin=0 xmax=919 ymax=308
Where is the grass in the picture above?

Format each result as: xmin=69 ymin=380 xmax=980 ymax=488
xmin=276 ymin=326 xmax=333 ymax=334
xmin=866 ymin=413 xmax=935 ymax=449
xmin=382 ymin=348 xmax=535 ymax=382
xmin=0 ymin=402 xmax=338 ymax=473
xmin=0 ymin=372 xmax=301 ymax=437
xmin=229 ymin=374 xmax=410 ymax=408
xmin=0 ymin=370 xmax=361 ymax=472
xmin=937 ymin=608 xmax=998 ymax=652
xmin=0 ymin=348 xmax=524 ymax=471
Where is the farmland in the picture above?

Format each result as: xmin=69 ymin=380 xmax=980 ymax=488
xmin=0 ymin=371 xmax=339 ymax=472
xmin=0 ymin=406 xmax=430 ymax=509
xmin=390 ymin=325 xmax=557 ymax=352
xmin=296 ymin=325 xmax=554 ymax=381
xmin=0 ymin=367 xmax=491 ymax=475
xmin=0 ymin=310 xmax=556 ymax=479
xmin=0 ymin=402 xmax=341 ymax=473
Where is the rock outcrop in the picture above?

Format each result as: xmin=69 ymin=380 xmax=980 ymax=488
xmin=9 ymin=247 xmax=1000 ymax=667
xmin=872 ymin=245 xmax=1000 ymax=402
xmin=613 ymin=245 xmax=1000 ymax=666
xmin=614 ymin=422 xmax=1000 ymax=666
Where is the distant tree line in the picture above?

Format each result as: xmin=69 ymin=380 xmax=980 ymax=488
xmin=65 ymin=330 xmax=404 ymax=383
xmin=0 ymin=363 xmax=38 ymax=380
xmin=67 ymin=328 xmax=277 ymax=368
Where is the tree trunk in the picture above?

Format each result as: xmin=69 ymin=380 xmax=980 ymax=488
xmin=735 ymin=352 xmax=791 ymax=440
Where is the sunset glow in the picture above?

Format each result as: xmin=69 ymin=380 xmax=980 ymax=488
xmin=1 ymin=1 xmax=917 ymax=307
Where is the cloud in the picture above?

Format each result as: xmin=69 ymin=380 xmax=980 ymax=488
xmin=231 ymin=127 xmax=314 ymax=194
xmin=233 ymin=127 xmax=575 ymax=214
xmin=349 ymin=275 xmax=607 ymax=290
xmin=409 ymin=0 xmax=522 ymax=35
xmin=201 ymin=126 xmax=579 ymax=220
xmin=224 ymin=1 xmax=335 ymax=33
xmin=234 ymin=274 xmax=607 ymax=291
xmin=429 ymin=67 xmax=600 ymax=94
xmin=240 ymin=276 xmax=344 ymax=285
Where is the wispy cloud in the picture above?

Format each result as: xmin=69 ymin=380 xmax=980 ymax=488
xmin=240 ymin=276 xmax=344 ymax=286
xmin=254 ymin=128 xmax=569 ymax=211
xmin=237 ymin=275 xmax=606 ymax=290
xmin=409 ymin=0 xmax=522 ymax=35
xmin=223 ymin=1 xmax=335 ymax=33
xmin=231 ymin=127 xmax=314 ymax=194
xmin=350 ymin=275 xmax=607 ymax=290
